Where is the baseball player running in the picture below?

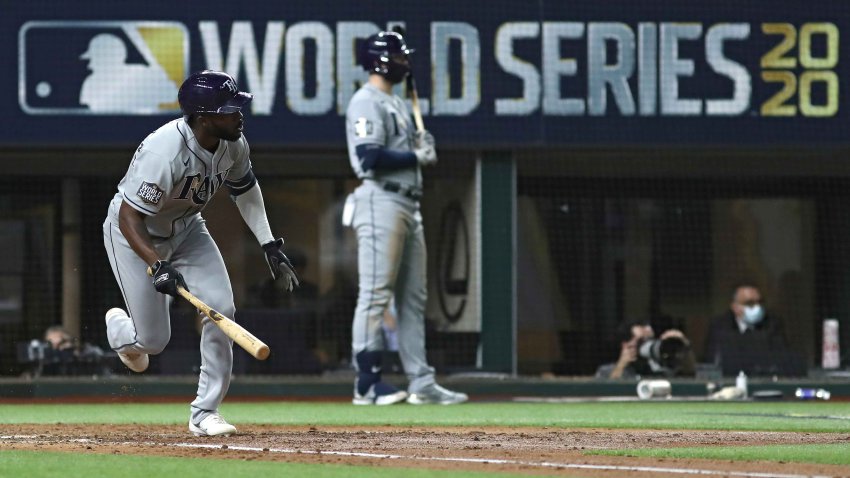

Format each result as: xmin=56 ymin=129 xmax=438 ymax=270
xmin=344 ymin=31 xmax=468 ymax=405
xmin=102 ymin=70 xmax=299 ymax=436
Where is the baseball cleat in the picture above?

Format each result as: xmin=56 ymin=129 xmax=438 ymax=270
xmin=189 ymin=414 xmax=237 ymax=437
xmin=353 ymin=381 xmax=409 ymax=405
xmin=407 ymin=384 xmax=468 ymax=405
xmin=104 ymin=308 xmax=149 ymax=373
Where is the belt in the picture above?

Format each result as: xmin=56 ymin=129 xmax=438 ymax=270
xmin=377 ymin=180 xmax=422 ymax=200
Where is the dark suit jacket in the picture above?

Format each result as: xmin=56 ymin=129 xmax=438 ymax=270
xmin=702 ymin=310 xmax=799 ymax=376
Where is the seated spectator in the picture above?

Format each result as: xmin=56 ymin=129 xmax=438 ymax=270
xmin=703 ymin=284 xmax=798 ymax=376
xmin=596 ymin=320 xmax=695 ymax=379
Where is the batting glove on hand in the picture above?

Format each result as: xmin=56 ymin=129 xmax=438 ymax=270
xmin=151 ymin=260 xmax=188 ymax=297
xmin=414 ymin=145 xmax=437 ymax=166
xmin=414 ymin=130 xmax=437 ymax=166
xmin=415 ymin=130 xmax=435 ymax=148
xmin=262 ymin=238 xmax=300 ymax=292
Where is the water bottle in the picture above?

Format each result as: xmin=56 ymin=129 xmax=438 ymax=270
xmin=795 ymin=388 xmax=831 ymax=400
xmin=736 ymin=371 xmax=748 ymax=398
xmin=822 ymin=319 xmax=840 ymax=369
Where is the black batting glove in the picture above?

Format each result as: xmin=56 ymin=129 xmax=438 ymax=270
xmin=262 ymin=238 xmax=300 ymax=292
xmin=151 ymin=260 xmax=188 ymax=297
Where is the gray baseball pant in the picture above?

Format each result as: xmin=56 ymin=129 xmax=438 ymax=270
xmin=103 ymin=214 xmax=234 ymax=425
xmin=350 ymin=181 xmax=435 ymax=393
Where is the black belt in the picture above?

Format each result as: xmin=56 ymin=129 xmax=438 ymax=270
xmin=380 ymin=181 xmax=422 ymax=200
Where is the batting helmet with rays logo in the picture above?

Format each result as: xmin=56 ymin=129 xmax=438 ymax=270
xmin=177 ymin=70 xmax=253 ymax=115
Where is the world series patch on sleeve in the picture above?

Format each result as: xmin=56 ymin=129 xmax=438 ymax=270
xmin=137 ymin=181 xmax=164 ymax=205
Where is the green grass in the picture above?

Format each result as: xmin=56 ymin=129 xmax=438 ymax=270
xmin=2 ymin=401 xmax=848 ymax=476
xmin=0 ymin=450 xmax=533 ymax=478
xmin=1 ymin=401 xmax=848 ymax=432
xmin=590 ymin=443 xmax=850 ymax=466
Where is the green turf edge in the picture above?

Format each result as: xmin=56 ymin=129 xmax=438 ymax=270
xmin=0 ymin=450 xmax=541 ymax=478
xmin=1 ymin=402 xmax=849 ymax=433
xmin=587 ymin=443 xmax=850 ymax=466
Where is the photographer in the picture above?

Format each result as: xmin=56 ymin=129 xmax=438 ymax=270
xmin=595 ymin=320 xmax=695 ymax=379
xmin=22 ymin=326 xmax=108 ymax=377
xmin=44 ymin=326 xmax=76 ymax=352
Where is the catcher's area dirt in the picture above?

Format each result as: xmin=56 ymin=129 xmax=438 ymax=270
xmin=3 ymin=424 xmax=849 ymax=477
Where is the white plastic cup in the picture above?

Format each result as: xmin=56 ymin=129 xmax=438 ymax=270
xmin=822 ymin=319 xmax=840 ymax=369
xmin=636 ymin=380 xmax=671 ymax=399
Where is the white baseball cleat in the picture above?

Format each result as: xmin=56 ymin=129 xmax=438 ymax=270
xmin=352 ymin=381 xmax=409 ymax=405
xmin=104 ymin=307 xmax=149 ymax=373
xmin=407 ymin=384 xmax=468 ymax=405
xmin=189 ymin=414 xmax=237 ymax=437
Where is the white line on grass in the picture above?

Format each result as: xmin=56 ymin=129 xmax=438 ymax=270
xmin=0 ymin=435 xmax=831 ymax=478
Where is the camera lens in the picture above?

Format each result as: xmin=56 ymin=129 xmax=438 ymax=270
xmin=638 ymin=339 xmax=659 ymax=360
xmin=658 ymin=336 xmax=687 ymax=368
xmin=637 ymin=336 xmax=688 ymax=370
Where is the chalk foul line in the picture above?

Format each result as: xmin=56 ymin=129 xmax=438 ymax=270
xmin=0 ymin=435 xmax=832 ymax=478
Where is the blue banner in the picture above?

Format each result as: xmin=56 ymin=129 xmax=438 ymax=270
xmin=2 ymin=1 xmax=848 ymax=147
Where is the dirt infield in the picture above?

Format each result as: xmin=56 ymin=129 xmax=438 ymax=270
xmin=2 ymin=424 xmax=849 ymax=477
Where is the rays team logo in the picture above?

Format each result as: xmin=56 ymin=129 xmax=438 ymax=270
xmin=18 ymin=21 xmax=189 ymax=115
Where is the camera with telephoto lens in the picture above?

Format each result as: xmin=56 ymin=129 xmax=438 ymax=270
xmin=637 ymin=336 xmax=689 ymax=370
xmin=21 ymin=340 xmax=63 ymax=362
xmin=16 ymin=339 xmax=111 ymax=377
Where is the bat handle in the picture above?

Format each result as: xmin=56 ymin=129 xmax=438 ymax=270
xmin=146 ymin=266 xmax=191 ymax=303
xmin=148 ymin=265 xmax=270 ymax=361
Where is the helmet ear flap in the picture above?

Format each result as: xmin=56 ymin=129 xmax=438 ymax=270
xmin=360 ymin=54 xmax=387 ymax=76
xmin=374 ymin=58 xmax=389 ymax=76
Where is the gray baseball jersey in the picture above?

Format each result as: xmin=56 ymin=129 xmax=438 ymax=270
xmin=103 ymin=117 xmax=253 ymax=425
xmin=346 ymin=83 xmax=421 ymax=189
xmin=345 ymin=83 xmax=436 ymax=395
xmin=106 ymin=118 xmax=252 ymax=238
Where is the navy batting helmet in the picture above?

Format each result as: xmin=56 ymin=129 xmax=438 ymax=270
xmin=359 ymin=31 xmax=413 ymax=83
xmin=177 ymin=70 xmax=253 ymax=115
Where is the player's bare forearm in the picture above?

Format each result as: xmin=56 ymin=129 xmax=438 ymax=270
xmin=118 ymin=201 xmax=161 ymax=267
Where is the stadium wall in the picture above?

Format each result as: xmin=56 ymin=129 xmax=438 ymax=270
xmin=1 ymin=1 xmax=849 ymax=379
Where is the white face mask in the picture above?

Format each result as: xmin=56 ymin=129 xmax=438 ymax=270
xmin=742 ymin=304 xmax=764 ymax=326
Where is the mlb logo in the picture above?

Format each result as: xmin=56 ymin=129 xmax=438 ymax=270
xmin=18 ymin=21 xmax=189 ymax=115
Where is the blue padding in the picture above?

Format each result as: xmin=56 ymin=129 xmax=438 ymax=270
xmin=356 ymin=144 xmax=416 ymax=172
xmin=355 ymin=350 xmax=383 ymax=396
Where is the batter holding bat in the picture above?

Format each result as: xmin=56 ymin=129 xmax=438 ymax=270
xmin=102 ymin=70 xmax=298 ymax=436
xmin=343 ymin=31 xmax=467 ymax=405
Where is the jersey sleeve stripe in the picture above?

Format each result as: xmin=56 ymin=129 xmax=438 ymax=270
xmin=226 ymin=169 xmax=257 ymax=196
xmin=122 ymin=193 xmax=158 ymax=216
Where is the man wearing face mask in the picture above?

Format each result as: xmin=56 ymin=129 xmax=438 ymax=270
xmin=342 ymin=31 xmax=467 ymax=405
xmin=703 ymin=284 xmax=789 ymax=375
